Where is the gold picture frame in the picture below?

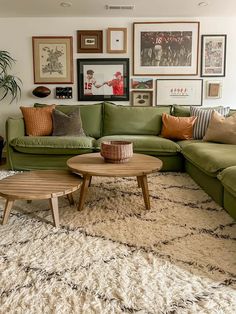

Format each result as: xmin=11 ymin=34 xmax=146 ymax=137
xmin=32 ymin=36 xmax=73 ymax=84
xmin=107 ymin=28 xmax=127 ymax=53
xmin=206 ymin=81 xmax=222 ymax=98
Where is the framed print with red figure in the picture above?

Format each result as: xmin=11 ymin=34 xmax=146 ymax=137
xmin=77 ymin=58 xmax=129 ymax=101
xmin=133 ymin=21 xmax=200 ymax=76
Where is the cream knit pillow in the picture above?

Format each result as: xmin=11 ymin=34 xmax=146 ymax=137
xmin=203 ymin=111 xmax=236 ymax=144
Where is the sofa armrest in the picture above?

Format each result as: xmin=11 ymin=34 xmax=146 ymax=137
xmin=5 ymin=117 xmax=25 ymax=169
xmin=6 ymin=117 xmax=25 ymax=142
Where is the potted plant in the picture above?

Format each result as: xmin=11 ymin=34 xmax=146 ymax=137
xmin=0 ymin=50 xmax=21 ymax=103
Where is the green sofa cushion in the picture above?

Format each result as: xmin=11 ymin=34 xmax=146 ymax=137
xmin=34 ymin=103 xmax=103 ymax=138
xmin=177 ymin=139 xmax=203 ymax=149
xmin=172 ymin=106 xmax=191 ymax=117
xmin=182 ymin=142 xmax=236 ymax=176
xmin=218 ymin=166 xmax=236 ymax=198
xmin=10 ymin=136 xmax=95 ymax=155
xmin=96 ymin=135 xmax=181 ymax=155
xmin=103 ymin=103 xmax=171 ymax=136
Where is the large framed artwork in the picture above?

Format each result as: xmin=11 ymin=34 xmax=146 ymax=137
xmin=133 ymin=22 xmax=200 ymax=76
xmin=201 ymin=35 xmax=227 ymax=77
xmin=156 ymin=79 xmax=203 ymax=106
xmin=32 ymin=36 xmax=73 ymax=84
xmin=77 ymin=58 xmax=129 ymax=101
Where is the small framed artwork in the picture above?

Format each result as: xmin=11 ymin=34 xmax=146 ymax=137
xmin=156 ymin=79 xmax=203 ymax=106
xmin=132 ymin=91 xmax=153 ymax=106
xmin=131 ymin=78 xmax=153 ymax=89
xmin=77 ymin=30 xmax=103 ymax=53
xmin=107 ymin=28 xmax=127 ymax=53
xmin=133 ymin=21 xmax=200 ymax=76
xmin=77 ymin=58 xmax=129 ymax=101
xmin=32 ymin=36 xmax=73 ymax=84
xmin=201 ymin=35 xmax=227 ymax=77
xmin=206 ymin=81 xmax=222 ymax=98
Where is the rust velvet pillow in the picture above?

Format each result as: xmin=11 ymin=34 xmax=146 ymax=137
xmin=20 ymin=105 xmax=55 ymax=136
xmin=161 ymin=113 xmax=197 ymax=140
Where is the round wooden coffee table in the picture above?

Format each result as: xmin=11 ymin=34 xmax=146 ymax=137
xmin=67 ymin=153 xmax=163 ymax=211
xmin=0 ymin=170 xmax=82 ymax=227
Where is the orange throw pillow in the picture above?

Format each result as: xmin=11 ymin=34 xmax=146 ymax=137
xmin=161 ymin=113 xmax=197 ymax=140
xmin=20 ymin=105 xmax=55 ymax=136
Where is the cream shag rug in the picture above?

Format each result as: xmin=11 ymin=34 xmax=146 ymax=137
xmin=0 ymin=170 xmax=236 ymax=314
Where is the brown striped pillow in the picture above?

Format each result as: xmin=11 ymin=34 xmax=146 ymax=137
xmin=190 ymin=106 xmax=230 ymax=139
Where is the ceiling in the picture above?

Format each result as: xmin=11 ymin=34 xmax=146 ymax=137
xmin=0 ymin=0 xmax=235 ymax=17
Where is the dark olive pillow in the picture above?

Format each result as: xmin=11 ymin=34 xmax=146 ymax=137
xmin=52 ymin=108 xmax=85 ymax=136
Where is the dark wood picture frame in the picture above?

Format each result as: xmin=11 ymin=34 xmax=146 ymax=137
xmin=201 ymin=34 xmax=227 ymax=77
xmin=77 ymin=30 xmax=103 ymax=53
xmin=32 ymin=36 xmax=73 ymax=84
xmin=133 ymin=21 xmax=200 ymax=76
xmin=77 ymin=58 xmax=129 ymax=101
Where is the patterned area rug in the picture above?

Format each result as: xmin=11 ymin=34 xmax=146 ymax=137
xmin=0 ymin=170 xmax=236 ymax=313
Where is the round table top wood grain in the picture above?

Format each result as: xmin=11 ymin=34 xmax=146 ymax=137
xmin=67 ymin=153 xmax=163 ymax=177
xmin=0 ymin=170 xmax=82 ymax=200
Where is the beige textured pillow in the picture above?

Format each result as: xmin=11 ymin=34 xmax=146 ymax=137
xmin=203 ymin=111 xmax=236 ymax=144
xmin=20 ymin=105 xmax=55 ymax=136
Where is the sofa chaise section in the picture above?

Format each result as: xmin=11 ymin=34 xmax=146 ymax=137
xmin=218 ymin=167 xmax=236 ymax=219
xmin=181 ymin=142 xmax=236 ymax=205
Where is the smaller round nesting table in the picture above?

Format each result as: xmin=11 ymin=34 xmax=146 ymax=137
xmin=67 ymin=153 xmax=163 ymax=211
xmin=0 ymin=170 xmax=82 ymax=227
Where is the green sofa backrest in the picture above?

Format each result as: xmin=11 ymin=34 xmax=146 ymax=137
xmin=172 ymin=105 xmax=236 ymax=117
xmin=103 ymin=102 xmax=171 ymax=136
xmin=34 ymin=103 xmax=103 ymax=138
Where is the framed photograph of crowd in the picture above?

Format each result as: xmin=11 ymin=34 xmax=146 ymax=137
xmin=77 ymin=58 xmax=129 ymax=101
xmin=156 ymin=79 xmax=203 ymax=106
xmin=201 ymin=35 xmax=227 ymax=77
xmin=133 ymin=21 xmax=200 ymax=76
xmin=32 ymin=36 xmax=73 ymax=84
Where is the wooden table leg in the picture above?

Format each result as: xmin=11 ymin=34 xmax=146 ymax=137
xmin=137 ymin=176 xmax=142 ymax=188
xmin=139 ymin=175 xmax=151 ymax=210
xmin=49 ymin=197 xmax=60 ymax=228
xmin=67 ymin=193 xmax=75 ymax=206
xmin=2 ymin=199 xmax=14 ymax=225
xmin=78 ymin=175 xmax=91 ymax=211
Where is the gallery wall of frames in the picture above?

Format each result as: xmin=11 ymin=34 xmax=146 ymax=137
xmin=32 ymin=22 xmax=227 ymax=106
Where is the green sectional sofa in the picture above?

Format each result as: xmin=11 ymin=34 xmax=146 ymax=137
xmin=5 ymin=102 xmax=236 ymax=219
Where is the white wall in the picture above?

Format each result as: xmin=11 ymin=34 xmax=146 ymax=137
xmin=0 ymin=16 xmax=236 ymax=138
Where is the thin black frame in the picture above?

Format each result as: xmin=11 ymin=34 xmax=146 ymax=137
xmin=201 ymin=34 xmax=227 ymax=77
xmin=77 ymin=58 xmax=129 ymax=101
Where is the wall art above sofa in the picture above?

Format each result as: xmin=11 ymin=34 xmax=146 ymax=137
xmin=133 ymin=21 xmax=200 ymax=76
xmin=77 ymin=58 xmax=129 ymax=101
